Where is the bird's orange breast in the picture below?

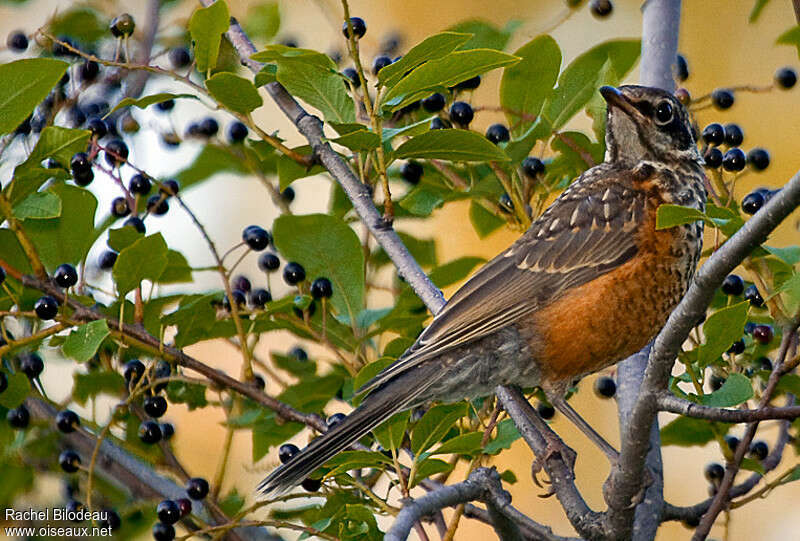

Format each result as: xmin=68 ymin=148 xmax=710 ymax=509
xmin=529 ymin=201 xmax=688 ymax=387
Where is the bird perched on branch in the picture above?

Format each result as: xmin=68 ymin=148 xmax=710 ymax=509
xmin=259 ymin=85 xmax=707 ymax=495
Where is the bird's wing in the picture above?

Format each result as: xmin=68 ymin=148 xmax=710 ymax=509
xmin=359 ymin=172 xmax=648 ymax=395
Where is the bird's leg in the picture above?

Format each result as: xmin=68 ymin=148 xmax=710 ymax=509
xmin=549 ymin=395 xmax=619 ymax=463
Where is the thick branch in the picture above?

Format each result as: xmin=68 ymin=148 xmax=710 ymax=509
xmin=198 ymin=0 xmax=445 ymax=315
xmin=495 ymin=386 xmax=605 ymax=540
xmin=606 ymin=169 xmax=800 ymax=533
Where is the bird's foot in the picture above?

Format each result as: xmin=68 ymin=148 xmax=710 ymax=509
xmin=531 ymin=435 xmax=577 ymax=497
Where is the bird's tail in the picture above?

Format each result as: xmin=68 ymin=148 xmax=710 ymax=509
xmin=257 ymin=365 xmax=440 ymax=496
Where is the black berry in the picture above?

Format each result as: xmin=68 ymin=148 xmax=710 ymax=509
xmin=749 ymin=440 xmax=769 ymax=460
xmin=138 ymin=420 xmax=162 ymax=444
xmin=98 ymin=250 xmax=118 ymax=270
xmin=147 ymin=196 xmax=169 ymax=216
xmin=744 ymin=285 xmax=764 ymax=307
xmin=54 ymin=263 xmax=78 ymax=288
xmin=176 ymin=498 xmax=192 ymax=517
xmin=252 ymin=374 xmax=266 ymax=390
xmin=741 ymin=191 xmax=764 ymax=215
xmin=722 ymin=148 xmax=746 ymax=172
xmin=112 ymin=197 xmax=131 ymax=218
xmin=775 ymin=67 xmax=797 ymax=89
xmin=152 ymin=522 xmax=175 ymax=541
xmin=453 ymin=75 xmax=481 ymax=91
xmin=720 ymin=274 xmax=744 ymax=296
xmin=79 ymin=60 xmax=100 ymax=82
xmin=289 ymin=346 xmax=308 ymax=361
xmin=73 ymin=169 xmax=94 ymax=187
xmin=725 ymin=435 xmax=740 ymax=452
xmin=704 ymin=462 xmax=724 ymax=482
xmin=0 ymin=266 xmax=5 ymax=285
xmin=752 ymin=324 xmax=773 ymax=345
xmin=242 ymin=225 xmax=271 ymax=251
xmin=249 ymin=288 xmax=272 ymax=308
xmin=703 ymin=147 xmax=722 ymax=169
xmin=593 ymin=376 xmax=616 ymax=398
xmin=747 ymin=148 xmax=770 ymax=171
xmin=0 ymin=372 xmax=6 ymax=394
xmin=449 ymin=101 xmax=474 ymax=127
xmin=281 ymin=187 xmax=295 ymax=203
xmin=160 ymin=179 xmax=180 ymax=196
xmin=160 ymin=423 xmax=175 ymax=440
xmin=52 ymin=36 xmax=76 ymax=57
xmin=710 ymin=374 xmax=725 ymax=391
xmin=310 ymin=277 xmax=333 ymax=299
xmin=675 ymin=53 xmax=689 ymax=82
xmin=124 ymin=359 xmax=145 ymax=385
xmin=153 ymin=360 xmax=171 ymax=393
xmin=144 ymin=395 xmax=168 ymax=418
xmin=232 ymin=275 xmax=251 ymax=293
xmin=70 ymin=152 xmax=92 ymax=175
xmin=100 ymin=509 xmax=121 ymax=530
xmin=59 ymin=449 xmax=81 ymax=473
xmin=7 ymin=31 xmax=28 ymax=52
xmin=110 ymin=13 xmax=135 ymax=37
xmin=104 ymin=139 xmax=129 ymax=167
xmin=422 ymin=93 xmax=446 ymax=112
xmin=258 ymin=252 xmax=280 ymax=272
xmin=19 ymin=352 xmax=44 ymax=378
xmin=590 ymin=0 xmax=613 ymax=18
xmin=7 ymin=405 xmax=29 ymax=429
xmin=129 ymin=174 xmax=151 ymax=195
xmin=186 ymin=477 xmax=209 ymax=500
xmin=342 ymin=67 xmax=360 ymax=89
xmin=536 ymin=401 xmax=555 ymax=420
xmin=327 ymin=412 xmax=346 ymax=428
xmin=430 ymin=117 xmax=449 ymax=130
xmin=157 ymin=500 xmax=181 ymax=524
xmin=701 ymin=123 xmax=724 ymax=146
xmin=278 ymin=443 xmax=300 ymax=464
xmin=283 ymin=262 xmax=306 ymax=285
xmin=301 ymin=477 xmax=322 ymax=492
xmin=727 ymin=339 xmax=745 ymax=355
xmin=34 ymin=296 xmax=59 ymax=320
xmin=522 ymin=157 xmax=545 ymax=178
xmin=485 ymin=123 xmax=510 ymax=144
xmin=223 ymin=289 xmax=246 ymax=312
xmin=56 ymin=410 xmax=80 ymax=433
xmin=169 ymin=47 xmax=191 ymax=68
xmin=198 ymin=117 xmax=219 ymax=137
xmin=124 ymin=216 xmax=146 ymax=234
xmin=724 ymin=124 xmax=744 ymax=147
xmin=342 ymin=17 xmax=366 ymax=39
xmin=227 ymin=121 xmax=248 ymax=143
xmin=711 ymin=88 xmax=734 ymax=110
xmin=372 ymin=55 xmax=392 ymax=75
xmin=400 ymin=161 xmax=423 ymax=184
xmin=156 ymin=99 xmax=175 ymax=113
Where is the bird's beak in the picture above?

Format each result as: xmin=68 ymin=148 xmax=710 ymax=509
xmin=599 ymin=86 xmax=642 ymax=119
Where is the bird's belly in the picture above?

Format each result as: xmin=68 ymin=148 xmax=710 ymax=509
xmin=530 ymin=249 xmax=687 ymax=386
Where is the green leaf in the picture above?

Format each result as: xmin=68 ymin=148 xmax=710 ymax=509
xmin=62 ymin=320 xmax=110 ymax=363
xmin=500 ymin=35 xmax=561 ymax=137
xmin=776 ymin=373 xmax=800 ymax=396
xmin=373 ymin=410 xmax=410 ymax=451
xmin=277 ymin=145 xmax=325 ymax=190
xmin=399 ymin=186 xmax=444 ymax=216
xmin=23 ymin=184 xmax=96 ymax=270
xmin=353 ymin=358 xmax=395 ymax=397
xmin=776 ymin=272 xmax=800 ymax=315
xmin=206 ymin=72 xmax=263 ymax=114
xmin=656 ymin=204 xmax=707 ymax=229
xmin=72 ymin=371 xmax=125 ymax=405
xmin=699 ymin=373 xmax=753 ymax=407
xmin=109 ymin=93 xmax=197 ymax=114
xmin=382 ymin=49 xmax=519 ymax=111
xmin=254 ymin=64 xmax=278 ymax=87
xmin=252 ymin=415 xmax=304 ymax=462
xmin=0 ymin=372 xmax=30 ymax=409
xmin=543 ymin=39 xmax=640 ymax=130
xmin=430 ymin=432 xmax=483 ymax=456
xmin=166 ymin=381 xmax=207 ymax=410
xmin=158 ymin=250 xmax=193 ymax=284
xmin=777 ymin=25 xmax=800 ymax=58
xmin=699 ymin=302 xmax=749 ymax=367
xmin=49 ymin=8 xmax=107 ymax=44
xmin=244 ymin=1 xmax=280 ymax=41
xmin=0 ymin=58 xmax=68 ymax=135
xmin=410 ymin=458 xmax=454 ymax=487
xmin=447 ymin=19 xmax=518 ymax=51
xmin=272 ymin=352 xmax=316 ymax=377
xmin=323 ymin=451 xmax=394 ymax=478
xmin=763 ymin=245 xmax=800 ymax=265
xmin=107 ymin=226 xmax=143 ymax=252
xmin=327 ymin=129 xmax=380 ymax=152
xmin=660 ymin=415 xmax=717 ymax=447
xmin=484 ymin=418 xmax=521 ymax=454
xmin=113 ymin=233 xmax=169 ymax=295
xmin=162 ymin=294 xmax=218 ymax=348
xmin=278 ymin=374 xmax=343 ymax=413
xmin=394 ymin=129 xmax=510 ymax=162
xmin=740 ymin=457 xmax=766 ymax=476
xmin=411 ymin=403 xmax=468 ymax=455
xmin=469 ymin=201 xmax=504 ymax=238
xmin=12 ymin=191 xmax=61 ymax=220
xmin=429 ymin=257 xmax=485 ymax=288
xmin=749 ymin=0 xmax=771 ymax=22
xmin=378 ymin=32 xmax=472 ymax=88
xmin=189 ymin=0 xmax=230 ymax=73
xmin=176 ymin=144 xmax=248 ymax=190
xmin=273 ymin=214 xmax=365 ymax=322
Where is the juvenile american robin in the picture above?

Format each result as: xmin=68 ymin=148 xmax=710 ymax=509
xmin=259 ymin=85 xmax=707 ymax=495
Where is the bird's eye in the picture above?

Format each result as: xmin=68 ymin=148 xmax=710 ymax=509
xmin=655 ymin=101 xmax=673 ymax=124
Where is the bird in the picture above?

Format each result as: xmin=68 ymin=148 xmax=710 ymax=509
xmin=259 ymin=85 xmax=707 ymax=495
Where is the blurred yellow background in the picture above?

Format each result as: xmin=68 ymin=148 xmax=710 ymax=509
xmin=3 ymin=0 xmax=800 ymax=539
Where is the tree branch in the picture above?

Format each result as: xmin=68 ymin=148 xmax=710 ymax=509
xmin=605 ymin=169 xmax=800 ymax=535
xmin=657 ymin=392 xmax=800 ymax=422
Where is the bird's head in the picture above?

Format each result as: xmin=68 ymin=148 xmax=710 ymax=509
xmin=600 ymin=85 xmax=702 ymax=167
